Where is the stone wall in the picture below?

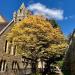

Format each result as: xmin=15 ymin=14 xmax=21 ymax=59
xmin=0 ymin=21 xmax=14 ymax=54
xmin=64 ymin=30 xmax=75 ymax=75
xmin=0 ymin=21 xmax=24 ymax=75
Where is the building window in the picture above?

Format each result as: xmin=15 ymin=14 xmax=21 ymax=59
xmin=5 ymin=40 xmax=7 ymax=52
xmin=19 ymin=19 xmax=21 ymax=21
xmin=12 ymin=61 xmax=19 ymax=70
xmin=0 ymin=60 xmax=7 ymax=72
xmin=20 ymin=8 xmax=22 ymax=13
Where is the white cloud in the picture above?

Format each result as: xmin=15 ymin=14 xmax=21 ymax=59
xmin=27 ymin=3 xmax=64 ymax=20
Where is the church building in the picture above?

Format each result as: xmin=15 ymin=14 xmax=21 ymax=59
xmin=0 ymin=3 xmax=32 ymax=75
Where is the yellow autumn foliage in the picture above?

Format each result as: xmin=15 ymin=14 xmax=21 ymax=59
xmin=7 ymin=15 xmax=68 ymax=57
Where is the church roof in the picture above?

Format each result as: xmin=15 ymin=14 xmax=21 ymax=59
xmin=0 ymin=15 xmax=7 ymax=23
xmin=0 ymin=20 xmax=13 ymax=35
xmin=0 ymin=23 xmax=8 ymax=31
xmin=0 ymin=15 xmax=8 ymax=32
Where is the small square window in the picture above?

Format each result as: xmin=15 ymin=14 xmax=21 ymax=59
xmin=19 ymin=19 xmax=21 ymax=21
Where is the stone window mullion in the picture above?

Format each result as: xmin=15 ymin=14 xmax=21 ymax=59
xmin=10 ymin=43 xmax=14 ymax=55
xmin=6 ymin=41 xmax=9 ymax=54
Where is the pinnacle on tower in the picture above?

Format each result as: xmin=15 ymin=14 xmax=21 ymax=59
xmin=20 ymin=3 xmax=25 ymax=9
xmin=18 ymin=3 xmax=26 ymax=13
xmin=13 ymin=2 xmax=32 ymax=23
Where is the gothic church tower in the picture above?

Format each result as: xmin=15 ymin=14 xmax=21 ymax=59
xmin=13 ymin=3 xmax=31 ymax=23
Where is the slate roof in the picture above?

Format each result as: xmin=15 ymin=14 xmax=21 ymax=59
xmin=0 ymin=14 xmax=9 ymax=34
xmin=0 ymin=22 xmax=8 ymax=31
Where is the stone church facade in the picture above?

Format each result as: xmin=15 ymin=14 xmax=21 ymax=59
xmin=64 ymin=29 xmax=75 ymax=75
xmin=0 ymin=3 xmax=36 ymax=75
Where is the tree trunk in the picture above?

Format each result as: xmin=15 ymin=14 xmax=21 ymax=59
xmin=42 ymin=59 xmax=51 ymax=75
xmin=31 ymin=59 xmax=38 ymax=74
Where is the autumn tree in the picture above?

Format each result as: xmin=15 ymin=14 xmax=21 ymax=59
xmin=7 ymin=15 xmax=68 ymax=74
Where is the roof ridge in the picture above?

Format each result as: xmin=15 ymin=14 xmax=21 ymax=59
xmin=0 ymin=20 xmax=14 ymax=36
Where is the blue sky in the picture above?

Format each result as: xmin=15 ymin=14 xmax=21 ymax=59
xmin=0 ymin=0 xmax=75 ymax=36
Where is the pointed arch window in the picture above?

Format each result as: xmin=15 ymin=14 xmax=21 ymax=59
xmin=0 ymin=60 xmax=7 ymax=72
xmin=12 ymin=61 xmax=19 ymax=70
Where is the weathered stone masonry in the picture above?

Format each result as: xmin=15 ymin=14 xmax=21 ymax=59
xmin=0 ymin=3 xmax=32 ymax=75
